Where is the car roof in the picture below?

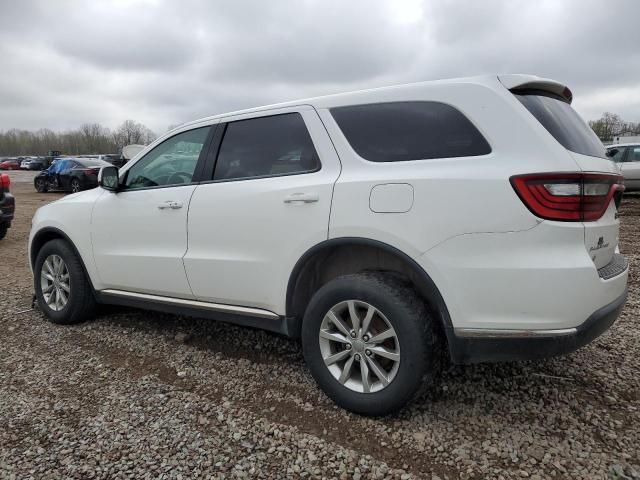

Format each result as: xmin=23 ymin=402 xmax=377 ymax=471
xmin=607 ymin=143 xmax=640 ymax=148
xmin=173 ymin=73 xmax=569 ymax=132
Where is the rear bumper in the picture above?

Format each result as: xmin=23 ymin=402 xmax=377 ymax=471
xmin=449 ymin=287 xmax=627 ymax=364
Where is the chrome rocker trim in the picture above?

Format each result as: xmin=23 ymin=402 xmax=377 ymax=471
xmin=100 ymin=289 xmax=280 ymax=320
xmin=454 ymin=327 xmax=577 ymax=339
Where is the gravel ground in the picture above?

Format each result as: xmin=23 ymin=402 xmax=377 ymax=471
xmin=0 ymin=170 xmax=639 ymax=479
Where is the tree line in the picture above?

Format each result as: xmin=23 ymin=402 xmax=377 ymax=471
xmin=589 ymin=113 xmax=640 ymax=143
xmin=0 ymin=120 xmax=156 ymax=156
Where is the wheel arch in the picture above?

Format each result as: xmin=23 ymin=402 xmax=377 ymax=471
xmin=285 ymin=237 xmax=455 ymax=352
xmin=30 ymin=227 xmax=96 ymax=292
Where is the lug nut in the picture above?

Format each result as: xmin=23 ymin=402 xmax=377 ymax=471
xmin=354 ymin=354 xmax=361 ymax=361
xmin=345 ymin=344 xmax=352 ymax=350
xmin=362 ymin=334 xmax=369 ymax=342
xmin=350 ymin=330 xmax=357 ymax=338
xmin=365 ymin=349 xmax=371 ymax=356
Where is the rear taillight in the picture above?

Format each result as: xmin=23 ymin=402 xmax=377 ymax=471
xmin=0 ymin=174 xmax=10 ymax=191
xmin=510 ymin=173 xmax=624 ymax=222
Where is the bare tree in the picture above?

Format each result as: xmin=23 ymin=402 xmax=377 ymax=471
xmin=113 ymin=120 xmax=157 ymax=149
xmin=589 ymin=112 xmax=625 ymax=142
xmin=80 ymin=123 xmax=111 ymax=153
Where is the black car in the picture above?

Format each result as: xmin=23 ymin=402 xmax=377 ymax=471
xmin=34 ymin=158 xmax=111 ymax=193
xmin=0 ymin=173 xmax=15 ymax=240
xmin=27 ymin=157 xmax=48 ymax=170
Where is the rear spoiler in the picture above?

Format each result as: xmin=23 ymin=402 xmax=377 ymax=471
xmin=498 ymin=74 xmax=573 ymax=104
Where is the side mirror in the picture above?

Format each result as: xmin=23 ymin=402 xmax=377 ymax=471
xmin=606 ymin=148 xmax=618 ymax=158
xmin=98 ymin=166 xmax=120 ymax=192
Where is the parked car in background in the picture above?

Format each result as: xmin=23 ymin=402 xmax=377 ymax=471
xmin=27 ymin=157 xmax=48 ymax=171
xmin=607 ymin=144 xmax=640 ymax=192
xmin=34 ymin=158 xmax=112 ymax=193
xmin=99 ymin=154 xmax=127 ymax=168
xmin=29 ymin=74 xmax=628 ymax=415
xmin=122 ymin=144 xmax=145 ymax=162
xmin=0 ymin=159 xmax=21 ymax=170
xmin=0 ymin=173 xmax=14 ymax=240
xmin=20 ymin=158 xmax=32 ymax=169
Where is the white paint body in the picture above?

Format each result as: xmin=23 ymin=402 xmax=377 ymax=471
xmin=30 ymin=74 xmax=627 ymax=335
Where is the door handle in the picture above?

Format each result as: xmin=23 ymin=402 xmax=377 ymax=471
xmin=158 ymin=201 xmax=183 ymax=210
xmin=283 ymin=193 xmax=319 ymax=204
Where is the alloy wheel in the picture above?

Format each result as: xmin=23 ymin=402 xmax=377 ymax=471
xmin=40 ymin=254 xmax=70 ymax=311
xmin=318 ymin=300 xmax=400 ymax=393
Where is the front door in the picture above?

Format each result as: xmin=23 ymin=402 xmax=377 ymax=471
xmin=91 ymin=125 xmax=213 ymax=297
xmin=184 ymin=107 xmax=341 ymax=315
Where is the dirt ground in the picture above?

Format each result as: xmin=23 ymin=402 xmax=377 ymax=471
xmin=0 ymin=170 xmax=638 ymax=479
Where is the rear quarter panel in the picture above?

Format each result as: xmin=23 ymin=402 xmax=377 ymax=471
xmin=318 ymin=79 xmax=577 ymax=256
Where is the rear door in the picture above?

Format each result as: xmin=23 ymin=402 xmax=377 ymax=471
xmin=184 ymin=106 xmax=341 ymax=315
xmin=59 ymin=160 xmax=81 ymax=190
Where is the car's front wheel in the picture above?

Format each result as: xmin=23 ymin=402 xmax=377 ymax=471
xmin=35 ymin=178 xmax=48 ymax=193
xmin=302 ymin=272 xmax=440 ymax=416
xmin=34 ymin=239 xmax=96 ymax=324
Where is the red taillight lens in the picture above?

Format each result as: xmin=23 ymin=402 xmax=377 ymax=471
xmin=0 ymin=174 xmax=10 ymax=190
xmin=510 ymin=173 xmax=624 ymax=222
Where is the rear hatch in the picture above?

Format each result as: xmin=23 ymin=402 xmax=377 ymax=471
xmin=501 ymin=75 xmax=623 ymax=270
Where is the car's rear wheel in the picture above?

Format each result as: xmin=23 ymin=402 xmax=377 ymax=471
xmin=70 ymin=179 xmax=81 ymax=193
xmin=302 ymin=272 xmax=440 ymax=416
xmin=35 ymin=178 xmax=48 ymax=193
xmin=34 ymin=239 xmax=95 ymax=324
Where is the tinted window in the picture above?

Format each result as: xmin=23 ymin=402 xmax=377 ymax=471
xmin=124 ymin=127 xmax=210 ymax=190
xmin=628 ymin=147 xmax=640 ymax=162
xmin=330 ymin=101 xmax=491 ymax=162
xmin=514 ymin=91 xmax=606 ymax=159
xmin=214 ymin=113 xmax=320 ymax=181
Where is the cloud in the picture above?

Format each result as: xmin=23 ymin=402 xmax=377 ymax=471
xmin=0 ymin=0 xmax=639 ymax=134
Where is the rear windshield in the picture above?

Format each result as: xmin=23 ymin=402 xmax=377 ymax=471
xmin=331 ymin=101 xmax=491 ymax=162
xmin=514 ymin=91 xmax=606 ymax=159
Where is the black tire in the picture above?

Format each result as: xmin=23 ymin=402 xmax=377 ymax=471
xmin=302 ymin=272 xmax=440 ymax=416
xmin=34 ymin=239 xmax=96 ymax=325
xmin=0 ymin=225 xmax=7 ymax=240
xmin=70 ymin=179 xmax=81 ymax=193
xmin=35 ymin=178 xmax=48 ymax=193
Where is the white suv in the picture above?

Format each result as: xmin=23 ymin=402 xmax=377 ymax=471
xmin=29 ymin=74 xmax=628 ymax=415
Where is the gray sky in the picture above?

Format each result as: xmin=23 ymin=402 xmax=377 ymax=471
xmin=1 ymin=0 xmax=638 ymax=134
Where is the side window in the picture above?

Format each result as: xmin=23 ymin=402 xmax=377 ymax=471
xmin=608 ymin=148 xmax=627 ymax=163
xmin=55 ymin=160 xmax=69 ymax=172
xmin=213 ymin=113 xmax=320 ymax=181
xmin=331 ymin=101 xmax=491 ymax=162
xmin=630 ymin=147 xmax=640 ymax=162
xmin=123 ymin=127 xmax=210 ymax=190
